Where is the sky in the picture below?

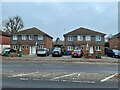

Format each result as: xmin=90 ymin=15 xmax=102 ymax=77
xmin=1 ymin=2 xmax=118 ymax=40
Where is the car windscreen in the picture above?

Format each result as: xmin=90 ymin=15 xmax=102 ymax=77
xmin=73 ymin=50 xmax=81 ymax=53
xmin=38 ymin=49 xmax=45 ymax=51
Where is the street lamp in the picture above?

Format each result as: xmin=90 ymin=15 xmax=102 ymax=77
xmin=86 ymin=44 xmax=89 ymax=58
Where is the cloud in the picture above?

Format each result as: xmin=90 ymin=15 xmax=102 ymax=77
xmin=2 ymin=2 xmax=118 ymax=40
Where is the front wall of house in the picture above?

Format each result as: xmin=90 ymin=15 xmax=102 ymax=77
xmin=109 ymin=37 xmax=120 ymax=50
xmin=0 ymin=36 xmax=10 ymax=45
xmin=11 ymin=34 xmax=45 ymax=45
xmin=64 ymin=35 xmax=105 ymax=45
xmin=64 ymin=35 xmax=105 ymax=56
xmin=44 ymin=36 xmax=53 ymax=51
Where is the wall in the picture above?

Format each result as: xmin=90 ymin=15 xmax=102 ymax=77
xmin=109 ymin=37 xmax=120 ymax=50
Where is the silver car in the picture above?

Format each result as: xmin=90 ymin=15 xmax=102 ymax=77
xmin=37 ymin=48 xmax=49 ymax=56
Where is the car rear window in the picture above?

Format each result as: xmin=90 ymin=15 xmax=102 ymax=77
xmin=38 ymin=49 xmax=45 ymax=51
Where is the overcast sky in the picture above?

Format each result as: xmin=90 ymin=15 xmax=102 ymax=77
xmin=1 ymin=2 xmax=118 ymax=40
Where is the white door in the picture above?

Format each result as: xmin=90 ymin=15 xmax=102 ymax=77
xmin=31 ymin=46 xmax=36 ymax=55
xmin=90 ymin=46 xmax=93 ymax=54
xmin=29 ymin=46 xmax=32 ymax=55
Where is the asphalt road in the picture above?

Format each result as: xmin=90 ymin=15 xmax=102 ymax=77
xmin=2 ymin=61 xmax=119 ymax=88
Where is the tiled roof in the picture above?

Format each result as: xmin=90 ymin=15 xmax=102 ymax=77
xmin=12 ymin=27 xmax=53 ymax=39
xmin=63 ymin=27 xmax=106 ymax=36
xmin=0 ymin=30 xmax=10 ymax=37
xmin=111 ymin=32 xmax=120 ymax=38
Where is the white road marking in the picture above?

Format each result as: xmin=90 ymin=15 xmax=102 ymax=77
xmin=20 ymin=78 xmax=29 ymax=80
xmin=9 ymin=71 xmax=38 ymax=78
xmin=100 ymin=73 xmax=117 ymax=83
xmin=72 ymin=80 xmax=95 ymax=84
xmin=51 ymin=73 xmax=77 ymax=80
xmin=77 ymin=73 xmax=81 ymax=77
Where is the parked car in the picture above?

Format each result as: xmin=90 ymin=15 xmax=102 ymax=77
xmin=105 ymin=47 xmax=109 ymax=55
xmin=106 ymin=49 xmax=120 ymax=58
xmin=1 ymin=48 xmax=16 ymax=56
xmin=52 ymin=47 xmax=62 ymax=57
xmin=37 ymin=48 xmax=49 ymax=56
xmin=71 ymin=49 xmax=83 ymax=58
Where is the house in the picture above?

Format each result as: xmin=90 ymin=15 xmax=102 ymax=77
xmin=109 ymin=32 xmax=120 ymax=50
xmin=63 ymin=27 xmax=106 ymax=57
xmin=11 ymin=27 xmax=53 ymax=55
xmin=0 ymin=30 xmax=11 ymax=53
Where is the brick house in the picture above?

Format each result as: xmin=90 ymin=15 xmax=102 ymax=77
xmin=11 ymin=27 xmax=53 ymax=55
xmin=109 ymin=32 xmax=120 ymax=50
xmin=0 ymin=30 xmax=10 ymax=53
xmin=63 ymin=27 xmax=106 ymax=57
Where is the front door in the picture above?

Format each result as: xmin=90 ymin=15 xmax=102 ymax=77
xmin=32 ymin=46 xmax=36 ymax=55
xmin=90 ymin=46 xmax=93 ymax=54
xmin=30 ymin=46 xmax=36 ymax=55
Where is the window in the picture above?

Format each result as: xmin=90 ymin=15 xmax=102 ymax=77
xmin=85 ymin=35 xmax=91 ymax=41
xmin=68 ymin=36 xmax=73 ymax=41
xmin=13 ymin=35 xmax=17 ymax=40
xmin=67 ymin=46 xmax=73 ymax=51
xmin=81 ymin=46 xmax=84 ymax=50
xmin=38 ymin=45 xmax=43 ymax=49
xmin=95 ymin=46 xmax=101 ymax=51
xmin=77 ymin=35 xmax=83 ymax=41
xmin=29 ymin=35 xmax=34 ymax=40
xmin=26 ymin=45 xmax=29 ymax=49
xmin=22 ymin=35 xmax=27 ymax=40
xmin=22 ymin=45 xmax=25 ymax=50
xmin=96 ymin=35 xmax=101 ymax=41
xmin=38 ymin=35 xmax=43 ymax=40
xmin=13 ymin=45 xmax=17 ymax=50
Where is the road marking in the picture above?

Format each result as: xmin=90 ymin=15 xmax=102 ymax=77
xmin=77 ymin=73 xmax=81 ymax=77
xmin=72 ymin=80 xmax=95 ymax=84
xmin=9 ymin=71 xmax=38 ymax=78
xmin=51 ymin=73 xmax=77 ymax=80
xmin=100 ymin=73 xmax=117 ymax=83
xmin=20 ymin=78 xmax=29 ymax=80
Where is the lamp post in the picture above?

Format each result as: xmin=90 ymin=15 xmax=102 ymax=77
xmin=86 ymin=44 xmax=89 ymax=58
xmin=35 ymin=41 xmax=38 ymax=54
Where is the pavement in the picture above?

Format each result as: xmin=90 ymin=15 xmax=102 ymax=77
xmin=1 ymin=55 xmax=120 ymax=64
xmin=2 ymin=60 xmax=119 ymax=88
xmin=1 ymin=55 xmax=119 ymax=88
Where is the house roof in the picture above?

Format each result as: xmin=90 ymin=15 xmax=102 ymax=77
xmin=0 ymin=30 xmax=11 ymax=37
xmin=111 ymin=32 xmax=120 ymax=39
xmin=63 ymin=27 xmax=106 ymax=36
xmin=12 ymin=27 xmax=53 ymax=39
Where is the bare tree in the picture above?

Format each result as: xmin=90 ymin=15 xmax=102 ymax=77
xmin=2 ymin=15 xmax=24 ymax=34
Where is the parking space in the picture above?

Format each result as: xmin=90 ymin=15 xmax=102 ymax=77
xmin=3 ymin=71 xmax=118 ymax=84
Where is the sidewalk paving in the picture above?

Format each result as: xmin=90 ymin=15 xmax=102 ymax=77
xmin=1 ymin=55 xmax=119 ymax=63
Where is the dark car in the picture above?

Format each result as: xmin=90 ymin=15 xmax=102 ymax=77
xmin=52 ymin=47 xmax=62 ymax=57
xmin=1 ymin=48 xmax=16 ymax=56
xmin=106 ymin=49 xmax=120 ymax=58
xmin=71 ymin=49 xmax=83 ymax=58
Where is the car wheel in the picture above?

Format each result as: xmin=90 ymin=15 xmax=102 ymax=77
xmin=113 ymin=55 xmax=115 ymax=58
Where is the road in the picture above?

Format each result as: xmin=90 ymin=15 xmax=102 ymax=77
xmin=2 ymin=60 xmax=119 ymax=88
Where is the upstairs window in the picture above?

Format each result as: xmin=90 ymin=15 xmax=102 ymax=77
xmin=77 ymin=35 xmax=83 ymax=41
xmin=29 ymin=35 xmax=34 ymax=40
xmin=13 ymin=35 xmax=17 ymax=40
xmin=96 ymin=35 xmax=101 ymax=41
xmin=85 ymin=35 xmax=91 ymax=41
xmin=22 ymin=35 xmax=27 ymax=40
xmin=68 ymin=36 xmax=73 ymax=41
xmin=38 ymin=35 xmax=43 ymax=40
